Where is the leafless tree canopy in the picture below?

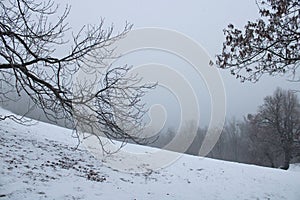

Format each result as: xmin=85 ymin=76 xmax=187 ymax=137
xmin=248 ymin=88 xmax=300 ymax=169
xmin=0 ymin=0 xmax=155 ymax=147
xmin=216 ymin=0 xmax=300 ymax=82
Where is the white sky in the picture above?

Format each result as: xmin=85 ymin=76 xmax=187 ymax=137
xmin=57 ymin=0 xmax=299 ymax=127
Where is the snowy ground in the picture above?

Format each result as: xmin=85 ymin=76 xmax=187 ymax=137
xmin=0 ymin=108 xmax=300 ymax=200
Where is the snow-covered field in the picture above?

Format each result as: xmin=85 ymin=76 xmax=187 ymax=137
xmin=0 ymin=108 xmax=300 ymax=200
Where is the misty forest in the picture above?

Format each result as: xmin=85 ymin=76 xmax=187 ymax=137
xmin=152 ymin=87 xmax=300 ymax=170
xmin=0 ymin=0 xmax=299 ymax=199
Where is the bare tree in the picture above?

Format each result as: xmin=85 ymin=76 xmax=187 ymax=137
xmin=249 ymin=88 xmax=300 ymax=169
xmin=245 ymin=114 xmax=282 ymax=167
xmin=223 ymin=118 xmax=240 ymax=161
xmin=0 ymin=0 xmax=155 ymax=148
xmin=216 ymin=0 xmax=300 ymax=82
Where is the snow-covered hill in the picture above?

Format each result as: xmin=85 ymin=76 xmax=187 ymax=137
xmin=0 ymin=108 xmax=300 ymax=200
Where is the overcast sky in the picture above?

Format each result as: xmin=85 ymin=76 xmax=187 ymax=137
xmin=56 ymin=0 xmax=298 ymax=127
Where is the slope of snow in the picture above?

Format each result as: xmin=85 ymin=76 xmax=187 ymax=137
xmin=289 ymin=163 xmax=300 ymax=172
xmin=0 ymin=108 xmax=300 ymax=200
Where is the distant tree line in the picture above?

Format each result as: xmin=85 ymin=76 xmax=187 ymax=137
xmin=150 ymin=88 xmax=300 ymax=169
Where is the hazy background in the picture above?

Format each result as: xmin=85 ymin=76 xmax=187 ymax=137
xmin=2 ymin=0 xmax=298 ymax=128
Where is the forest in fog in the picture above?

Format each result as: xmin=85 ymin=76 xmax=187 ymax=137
xmin=150 ymin=88 xmax=300 ymax=169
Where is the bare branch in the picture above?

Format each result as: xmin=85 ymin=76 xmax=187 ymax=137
xmin=0 ymin=0 xmax=155 ymax=152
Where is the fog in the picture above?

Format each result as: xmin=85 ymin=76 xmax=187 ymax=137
xmin=1 ymin=0 xmax=299 ymax=129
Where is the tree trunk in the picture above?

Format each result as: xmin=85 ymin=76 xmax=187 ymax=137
xmin=281 ymin=148 xmax=291 ymax=170
xmin=265 ymin=152 xmax=275 ymax=168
